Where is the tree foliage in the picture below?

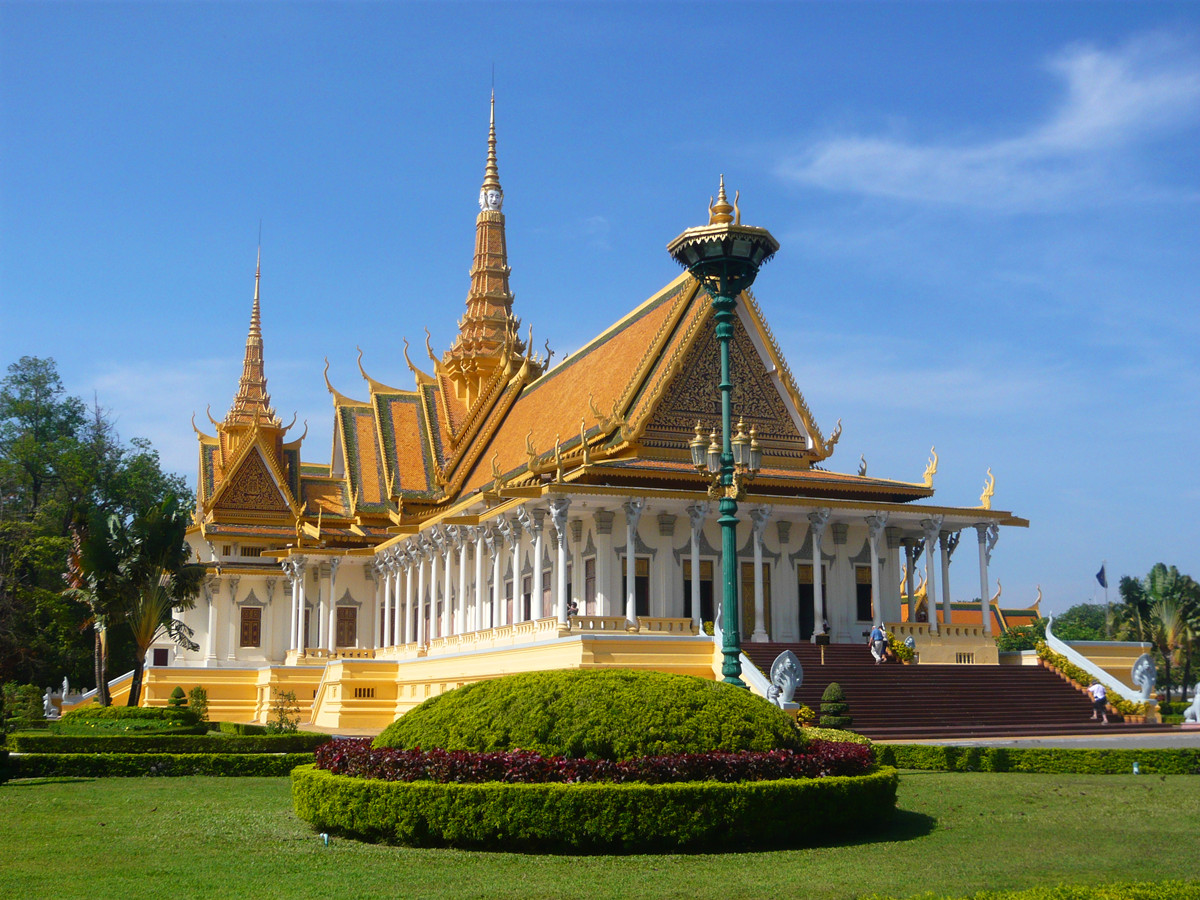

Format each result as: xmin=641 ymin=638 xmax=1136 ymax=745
xmin=0 ymin=356 xmax=190 ymax=694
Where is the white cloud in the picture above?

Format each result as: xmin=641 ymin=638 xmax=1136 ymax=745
xmin=776 ymin=33 xmax=1200 ymax=212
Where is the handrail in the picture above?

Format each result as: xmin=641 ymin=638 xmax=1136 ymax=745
xmin=1044 ymin=616 xmax=1142 ymax=699
xmin=74 ymin=669 xmax=134 ymax=705
xmin=710 ymin=605 xmax=773 ymax=700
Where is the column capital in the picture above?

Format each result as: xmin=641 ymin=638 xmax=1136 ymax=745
xmin=865 ymin=512 xmax=889 ymax=543
xmin=622 ymin=497 xmax=646 ymax=527
xmin=807 ymin=507 xmax=831 ymax=534
xmin=548 ymin=496 xmax=571 ymax=536
xmin=920 ymin=515 xmax=944 ymax=542
xmin=686 ymin=502 xmax=709 ymax=535
xmin=750 ymin=505 xmax=771 ymax=539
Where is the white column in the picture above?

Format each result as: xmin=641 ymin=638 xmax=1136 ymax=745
xmin=226 ymin=576 xmax=239 ymax=660
xmin=491 ymin=524 xmax=504 ymax=628
xmin=416 ymin=542 xmax=429 ymax=646
xmin=904 ymin=539 xmax=917 ymax=614
xmin=295 ymin=558 xmax=308 ymax=651
xmin=510 ymin=518 xmax=523 ymax=623
xmin=622 ymin=498 xmax=645 ymax=626
xmin=687 ymin=504 xmax=706 ymax=632
xmin=326 ymin=558 xmax=340 ymax=652
xmin=531 ymin=512 xmax=545 ymax=619
xmin=550 ymin=497 xmax=571 ymax=625
xmin=315 ymin=564 xmax=327 ymax=651
xmin=444 ymin=532 xmax=456 ymax=638
xmin=483 ymin=528 xmax=498 ymax=629
xmin=750 ymin=507 xmax=771 ymax=642
xmin=203 ymin=578 xmax=218 ymax=660
xmin=808 ymin=509 xmax=830 ymax=638
xmin=975 ymin=523 xmax=998 ymax=635
xmin=284 ymin=563 xmax=297 ymax=652
xmin=939 ymin=530 xmax=954 ymax=625
xmin=866 ymin=513 xmax=888 ymax=626
xmin=370 ymin=560 xmax=382 ymax=650
xmin=921 ymin=516 xmax=944 ymax=635
xmin=474 ymin=528 xmax=486 ymax=632
xmin=380 ymin=555 xmax=393 ymax=647
xmin=403 ymin=550 xmax=416 ymax=645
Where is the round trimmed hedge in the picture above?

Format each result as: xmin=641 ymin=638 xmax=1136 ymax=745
xmin=291 ymin=763 xmax=899 ymax=851
xmin=374 ymin=668 xmax=802 ymax=760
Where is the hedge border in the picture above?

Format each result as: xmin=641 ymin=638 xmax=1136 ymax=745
xmin=874 ymin=744 xmax=1200 ymax=775
xmin=6 ymin=732 xmax=330 ymax=754
xmin=10 ymin=752 xmax=314 ymax=778
xmin=291 ymin=763 xmax=899 ymax=852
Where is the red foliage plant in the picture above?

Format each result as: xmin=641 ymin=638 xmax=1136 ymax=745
xmin=313 ymin=738 xmax=872 ymax=784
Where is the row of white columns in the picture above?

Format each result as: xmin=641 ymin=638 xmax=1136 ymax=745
xmin=365 ymin=499 xmax=573 ymax=649
xmin=274 ymin=501 xmax=1002 ymax=653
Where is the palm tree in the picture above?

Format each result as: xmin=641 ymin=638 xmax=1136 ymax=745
xmin=67 ymin=496 xmax=203 ymax=706
xmin=1149 ymin=598 xmax=1190 ymax=704
xmin=111 ymin=497 xmax=203 ymax=706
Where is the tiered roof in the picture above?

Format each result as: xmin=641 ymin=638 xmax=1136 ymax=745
xmin=191 ymin=101 xmax=1024 ymax=555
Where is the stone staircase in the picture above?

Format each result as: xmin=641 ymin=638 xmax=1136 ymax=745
xmin=741 ymin=641 xmax=1171 ymax=741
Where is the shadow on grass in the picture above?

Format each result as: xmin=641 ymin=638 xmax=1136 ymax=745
xmin=814 ymin=808 xmax=937 ymax=848
xmin=3 ymin=777 xmax=99 ymax=787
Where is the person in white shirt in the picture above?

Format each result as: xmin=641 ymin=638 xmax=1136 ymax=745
xmin=1088 ymin=681 xmax=1109 ymax=724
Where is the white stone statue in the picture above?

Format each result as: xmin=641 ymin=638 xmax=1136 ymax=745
xmin=1185 ymin=684 xmax=1200 ymax=724
xmin=43 ymin=687 xmax=53 ymax=718
xmin=1130 ymin=654 xmax=1157 ymax=703
xmin=766 ymin=650 xmax=802 ymax=708
xmin=62 ymin=675 xmax=70 ymax=698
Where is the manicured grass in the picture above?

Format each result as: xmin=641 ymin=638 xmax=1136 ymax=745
xmin=1 ymin=772 xmax=1197 ymax=899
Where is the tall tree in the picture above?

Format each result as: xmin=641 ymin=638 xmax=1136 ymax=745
xmin=103 ymin=497 xmax=203 ymax=705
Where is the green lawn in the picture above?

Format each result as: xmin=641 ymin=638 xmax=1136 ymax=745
xmin=1 ymin=771 xmax=1197 ymax=900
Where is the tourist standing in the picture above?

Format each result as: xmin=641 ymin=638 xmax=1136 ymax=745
xmin=1088 ymin=681 xmax=1109 ymax=724
xmin=868 ymin=623 xmax=887 ymax=664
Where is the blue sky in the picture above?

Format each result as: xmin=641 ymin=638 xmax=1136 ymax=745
xmin=2 ymin=3 xmax=1197 ymax=614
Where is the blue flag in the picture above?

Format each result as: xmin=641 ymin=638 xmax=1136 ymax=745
xmin=1096 ymin=565 xmax=1107 ymax=589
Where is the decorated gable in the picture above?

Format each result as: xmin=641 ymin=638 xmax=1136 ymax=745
xmin=212 ymin=445 xmax=292 ymax=515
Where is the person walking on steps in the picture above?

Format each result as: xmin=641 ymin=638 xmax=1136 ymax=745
xmin=1088 ymin=680 xmax=1109 ymax=724
xmin=869 ymin=623 xmax=887 ymax=664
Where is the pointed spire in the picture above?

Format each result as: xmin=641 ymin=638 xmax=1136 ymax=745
xmin=445 ymin=91 xmax=526 ymax=382
xmin=480 ymin=90 xmax=502 ymax=200
xmin=226 ymin=247 xmax=279 ymax=428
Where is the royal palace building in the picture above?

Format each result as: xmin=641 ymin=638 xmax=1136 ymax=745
xmin=158 ymin=100 xmax=1030 ymax=729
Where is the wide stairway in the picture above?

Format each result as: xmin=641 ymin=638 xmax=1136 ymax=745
xmin=741 ymin=641 xmax=1171 ymax=741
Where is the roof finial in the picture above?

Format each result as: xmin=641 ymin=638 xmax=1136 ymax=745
xmin=708 ymin=174 xmax=735 ymax=225
xmin=479 ymin=89 xmax=503 ymax=209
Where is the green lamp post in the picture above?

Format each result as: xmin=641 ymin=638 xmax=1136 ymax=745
xmin=668 ymin=176 xmax=778 ymax=687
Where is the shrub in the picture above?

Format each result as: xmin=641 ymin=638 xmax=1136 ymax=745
xmin=800 ymin=726 xmax=871 ymax=747
xmin=61 ymin=704 xmax=200 ymax=726
xmin=167 ymin=686 xmax=188 ymax=708
xmin=819 ymin=682 xmax=853 ymax=729
xmin=219 ymin=721 xmax=269 ymax=735
xmin=7 ymin=732 xmax=329 ymax=754
xmin=795 ymin=704 xmax=816 ymax=726
xmin=886 ymin=632 xmax=915 ymax=662
xmin=12 ymin=752 xmax=315 ymax=779
xmin=315 ymin=737 xmax=872 ymax=784
xmin=375 ymin=669 xmax=801 ymax=760
xmin=872 ymin=744 xmax=1200 ymax=775
xmin=291 ymin=763 xmax=899 ymax=851
xmin=994 ymin=619 xmax=1046 ymax=652
xmin=268 ymin=689 xmax=300 ymax=734
xmin=3 ymin=683 xmax=44 ymax=721
xmin=187 ymin=686 xmax=209 ymax=723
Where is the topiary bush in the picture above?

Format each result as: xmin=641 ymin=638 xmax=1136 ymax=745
xmin=167 ymin=686 xmax=188 ymax=709
xmin=292 ymin=763 xmax=899 ymax=851
xmin=375 ymin=669 xmax=802 ymax=760
xmin=61 ymin=704 xmax=200 ymax=726
xmin=819 ymin=682 xmax=853 ymax=729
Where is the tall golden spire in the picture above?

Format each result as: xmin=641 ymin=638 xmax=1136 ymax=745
xmin=226 ymin=246 xmax=279 ymax=427
xmin=443 ymin=92 xmax=527 ymax=401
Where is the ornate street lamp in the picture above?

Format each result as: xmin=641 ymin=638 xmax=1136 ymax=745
xmin=669 ymin=177 xmax=778 ymax=687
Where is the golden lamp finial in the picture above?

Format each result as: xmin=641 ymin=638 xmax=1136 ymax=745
xmin=708 ymin=174 xmax=735 ymax=225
